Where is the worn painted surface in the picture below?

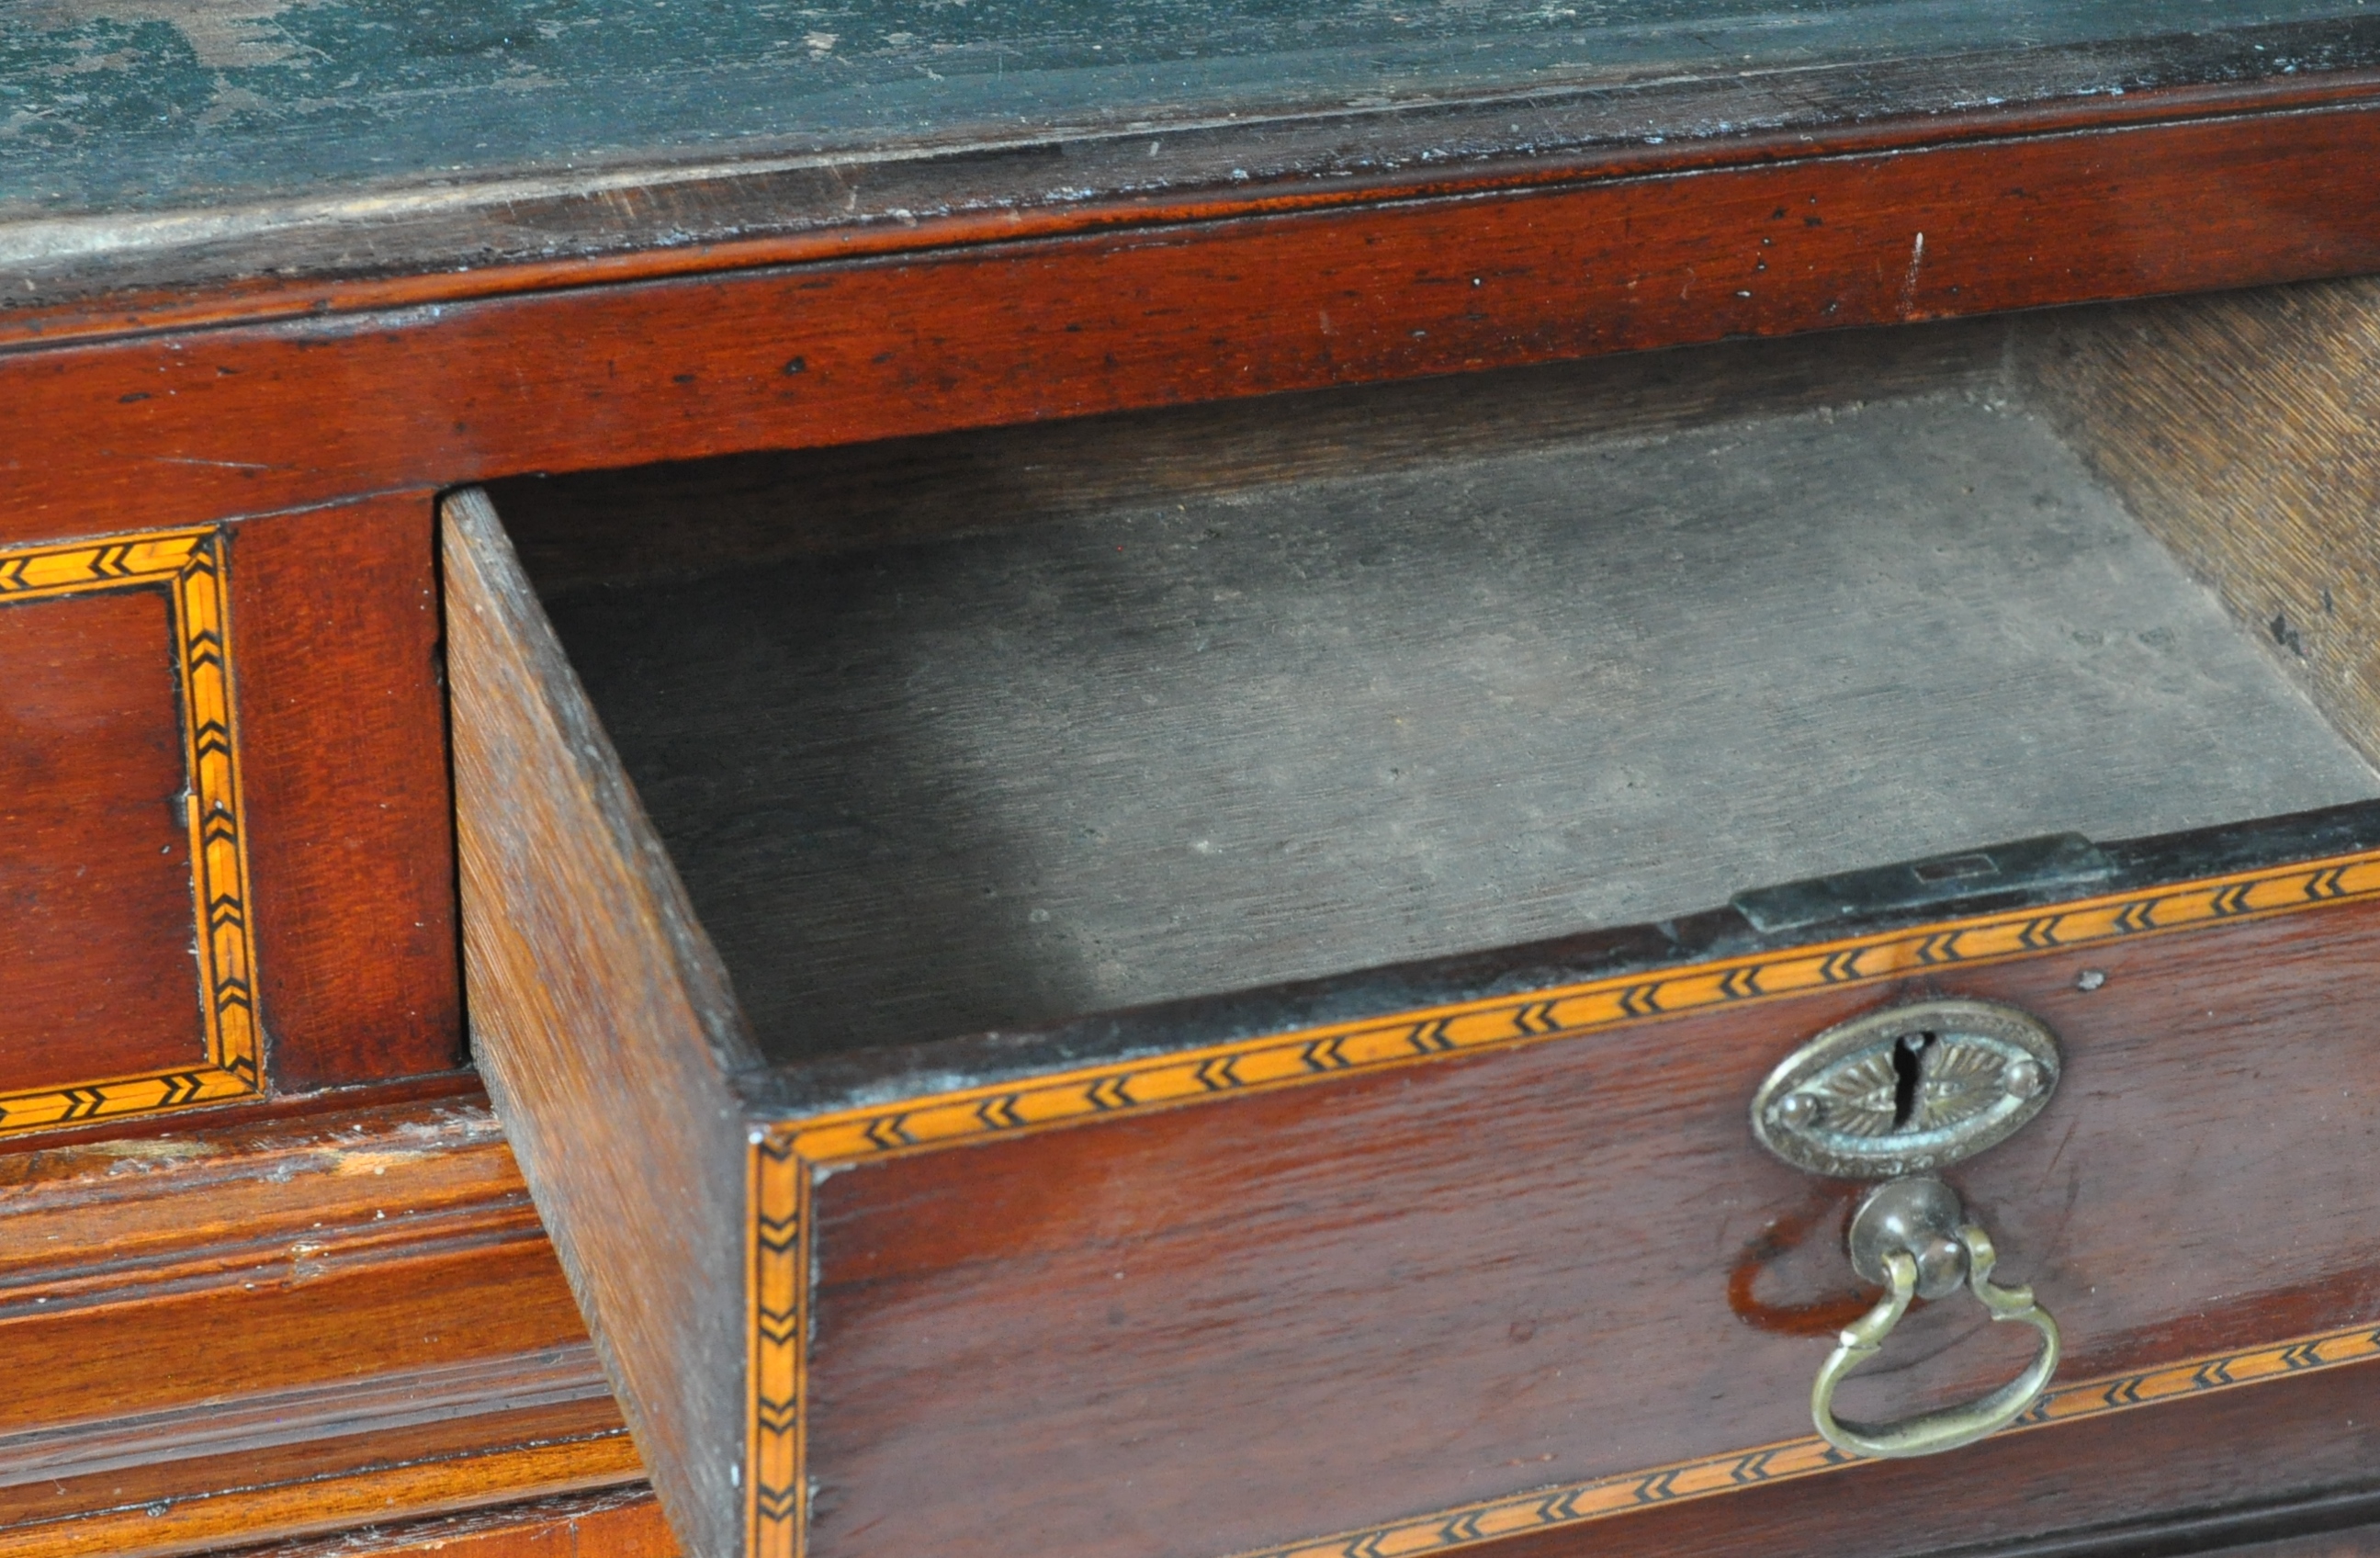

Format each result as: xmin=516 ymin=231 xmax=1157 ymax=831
xmin=0 ymin=0 xmax=2370 ymax=220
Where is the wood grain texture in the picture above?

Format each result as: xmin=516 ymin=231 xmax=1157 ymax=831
xmin=0 ymin=1423 xmax=639 ymax=1558
xmin=521 ymin=359 xmax=2377 ymax=1063
xmin=227 ymin=491 xmax=462 ymax=1089
xmin=7 ymin=31 xmax=2379 ymax=346
xmin=0 ymin=1098 xmax=644 ymax=1557
xmin=15 ymin=100 xmax=2380 ymax=546
xmin=446 ymin=490 xmax=760 ymax=1558
xmin=491 ymin=317 xmax=2012 ymax=593
xmin=785 ymin=890 xmax=2380 ymax=1558
xmin=1461 ymin=1352 xmax=2380 ymax=1558
xmin=0 ymin=527 xmax=265 ymax=1131
xmin=0 ymin=584 xmax=206 ymax=1089
xmin=220 ymin=1487 xmax=681 ymax=1557
xmin=2017 ymin=275 xmax=2380 ymax=768
xmin=0 ymin=495 xmax=461 ymax=1122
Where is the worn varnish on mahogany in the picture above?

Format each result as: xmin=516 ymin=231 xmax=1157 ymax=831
xmin=14 ymin=0 xmax=2377 ymax=1152
xmin=21 ymin=7 xmax=2380 ymax=1558
xmin=453 ymin=277 xmax=2380 ymax=1558
xmin=0 ymin=1095 xmax=643 ymax=1558
xmin=0 ymin=497 xmax=459 ymax=1135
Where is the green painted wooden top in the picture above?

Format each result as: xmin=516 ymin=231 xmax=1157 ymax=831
xmin=1 ymin=0 xmax=2371 ymax=222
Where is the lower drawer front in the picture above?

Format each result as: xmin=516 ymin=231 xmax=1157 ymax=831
xmin=771 ymin=873 xmax=2380 ymax=1558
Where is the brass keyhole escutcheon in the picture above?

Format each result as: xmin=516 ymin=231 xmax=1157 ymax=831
xmin=1812 ymin=1178 xmax=2060 ymax=1459
xmin=1753 ymin=999 xmax=2065 ymax=1459
xmin=1751 ymin=998 xmax=2059 ymax=1180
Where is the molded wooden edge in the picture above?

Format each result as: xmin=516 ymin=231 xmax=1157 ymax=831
xmin=0 ymin=1096 xmax=529 ymax=1301
xmin=447 ymin=488 xmax=756 ymax=1558
xmin=748 ymin=844 xmax=2380 ymax=1558
xmin=6 ymin=37 xmax=2380 ymax=351
xmin=0 ymin=526 xmax=264 ymax=1132
xmin=0 ymin=1344 xmax=613 ymax=1489
xmin=209 ymin=1485 xmax=679 ymax=1557
xmin=0 ymin=1429 xmax=643 ymax=1558
xmin=0 ymin=1097 xmax=634 ymax=1552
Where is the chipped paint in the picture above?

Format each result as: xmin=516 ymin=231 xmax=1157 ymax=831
xmin=28 ymin=0 xmax=326 ymax=71
xmin=1 ymin=0 xmax=2369 ymax=225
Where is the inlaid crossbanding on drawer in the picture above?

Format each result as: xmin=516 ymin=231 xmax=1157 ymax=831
xmin=0 ymin=527 xmax=262 ymax=1130
xmin=448 ymin=289 xmax=2380 ymax=1558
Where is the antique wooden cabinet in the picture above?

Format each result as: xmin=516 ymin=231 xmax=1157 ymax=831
xmin=13 ymin=1 xmax=2380 ymax=1554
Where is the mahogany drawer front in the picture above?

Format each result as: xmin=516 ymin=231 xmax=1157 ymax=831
xmin=0 ymin=496 xmax=462 ymax=1130
xmin=449 ymin=282 xmax=2380 ymax=1558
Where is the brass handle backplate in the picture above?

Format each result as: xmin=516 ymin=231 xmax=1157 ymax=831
xmin=1810 ymin=1178 xmax=2060 ymax=1459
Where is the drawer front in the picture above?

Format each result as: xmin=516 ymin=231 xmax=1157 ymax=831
xmin=0 ymin=500 xmax=465 ymax=1131
xmin=752 ymin=862 xmax=2380 ymax=1558
xmin=0 ymin=527 xmax=263 ymax=1127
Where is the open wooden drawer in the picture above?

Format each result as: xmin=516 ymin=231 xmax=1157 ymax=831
xmin=447 ymin=277 xmax=2380 ymax=1558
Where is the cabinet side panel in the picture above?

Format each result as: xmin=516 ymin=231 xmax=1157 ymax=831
xmin=2017 ymin=275 xmax=2380 ymax=764
xmin=444 ymin=488 xmax=754 ymax=1558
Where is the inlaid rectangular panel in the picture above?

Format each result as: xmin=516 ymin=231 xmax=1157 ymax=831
xmin=0 ymin=529 xmax=261 ymax=1129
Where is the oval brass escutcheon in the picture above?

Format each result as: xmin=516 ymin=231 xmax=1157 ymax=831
xmin=1751 ymin=999 xmax=2060 ymax=1180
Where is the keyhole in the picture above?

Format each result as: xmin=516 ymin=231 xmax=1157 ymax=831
xmin=1891 ymin=1033 xmax=1935 ymax=1131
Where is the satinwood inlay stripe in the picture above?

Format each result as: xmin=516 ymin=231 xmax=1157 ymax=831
xmin=781 ymin=850 xmax=2380 ymax=1166
xmin=0 ymin=527 xmax=264 ymax=1133
xmin=747 ymin=843 xmax=2380 ymax=1557
xmin=1226 ymin=1322 xmax=2380 ymax=1558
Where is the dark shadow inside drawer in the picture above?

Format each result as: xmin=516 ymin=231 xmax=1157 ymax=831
xmin=482 ymin=318 xmax=2380 ymax=1075
xmin=486 ymin=314 xmax=2380 ymax=1067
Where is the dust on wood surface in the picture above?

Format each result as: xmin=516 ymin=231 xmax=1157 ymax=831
xmin=2 ymin=0 xmax=2368 ymax=225
xmin=524 ymin=370 xmax=2380 ymax=1064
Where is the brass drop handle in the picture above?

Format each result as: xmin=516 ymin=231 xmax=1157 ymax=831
xmin=1811 ymin=1177 xmax=2060 ymax=1459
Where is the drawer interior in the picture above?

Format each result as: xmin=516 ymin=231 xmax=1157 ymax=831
xmin=484 ymin=291 xmax=2380 ymax=1067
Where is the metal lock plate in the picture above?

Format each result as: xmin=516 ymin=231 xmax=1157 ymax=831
xmin=1750 ymin=998 xmax=2060 ymax=1179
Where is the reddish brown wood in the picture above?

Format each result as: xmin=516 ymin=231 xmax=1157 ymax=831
xmin=0 ymin=1100 xmax=641 ymax=1556
xmin=0 ymin=1071 xmax=483 ymax=1155
xmin=1472 ymin=1354 xmax=2380 ymax=1558
xmin=444 ymin=492 xmax=755 ymax=1558
xmin=0 ymin=585 xmax=207 ymax=1089
xmin=13 ymin=71 xmax=2380 ymax=356
xmin=0 ymin=1420 xmax=639 ymax=1558
xmin=227 ymin=492 xmax=462 ymax=1088
xmin=10 ymin=102 xmax=2380 ymax=544
xmin=219 ymin=1487 xmax=681 ymax=1557
xmin=797 ymin=898 xmax=2380 ymax=1558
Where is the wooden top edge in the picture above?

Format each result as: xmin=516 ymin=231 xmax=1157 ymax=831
xmin=736 ymin=799 xmax=2380 ymax=1139
xmin=6 ymin=21 xmax=2380 ymax=353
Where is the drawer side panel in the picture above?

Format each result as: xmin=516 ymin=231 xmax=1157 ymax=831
xmin=446 ymin=490 xmax=754 ymax=1558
